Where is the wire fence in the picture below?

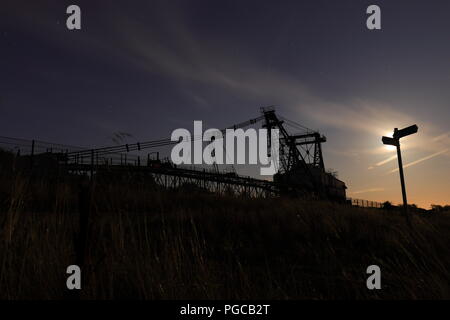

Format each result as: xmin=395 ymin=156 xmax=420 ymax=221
xmin=347 ymin=198 xmax=383 ymax=208
xmin=0 ymin=136 xmax=85 ymax=155
xmin=0 ymin=136 xmax=236 ymax=173
xmin=0 ymin=135 xmax=163 ymax=167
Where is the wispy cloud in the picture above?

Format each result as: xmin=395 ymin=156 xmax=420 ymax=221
xmin=368 ymin=155 xmax=397 ymax=169
xmin=432 ymin=131 xmax=450 ymax=142
xmin=349 ymin=188 xmax=385 ymax=195
xmin=389 ymin=148 xmax=449 ymax=173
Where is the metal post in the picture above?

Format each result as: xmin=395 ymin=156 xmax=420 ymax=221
xmin=396 ymin=141 xmax=409 ymax=220
xmin=382 ymin=125 xmax=418 ymax=224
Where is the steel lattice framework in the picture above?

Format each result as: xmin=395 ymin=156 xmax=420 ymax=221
xmin=3 ymin=107 xmax=340 ymax=199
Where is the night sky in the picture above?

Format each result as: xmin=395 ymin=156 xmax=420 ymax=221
xmin=1 ymin=0 xmax=449 ymax=208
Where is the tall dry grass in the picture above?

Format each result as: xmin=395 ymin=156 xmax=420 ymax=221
xmin=0 ymin=173 xmax=449 ymax=299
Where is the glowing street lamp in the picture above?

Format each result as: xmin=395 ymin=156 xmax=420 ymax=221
xmin=382 ymin=125 xmax=418 ymax=220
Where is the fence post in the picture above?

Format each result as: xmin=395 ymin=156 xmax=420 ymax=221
xmin=74 ymin=178 xmax=92 ymax=297
xmin=90 ymin=150 xmax=94 ymax=180
xmin=30 ymin=140 xmax=35 ymax=170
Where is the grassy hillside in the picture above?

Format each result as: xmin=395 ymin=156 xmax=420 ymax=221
xmin=1 ymin=172 xmax=450 ymax=300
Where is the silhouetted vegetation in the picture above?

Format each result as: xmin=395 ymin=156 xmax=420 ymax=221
xmin=431 ymin=204 xmax=450 ymax=213
xmin=1 ymin=150 xmax=450 ymax=299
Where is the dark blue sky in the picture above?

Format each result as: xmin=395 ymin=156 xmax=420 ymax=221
xmin=1 ymin=0 xmax=449 ymax=207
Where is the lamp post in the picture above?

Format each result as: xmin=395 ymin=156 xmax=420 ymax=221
xmin=382 ymin=124 xmax=418 ymax=222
